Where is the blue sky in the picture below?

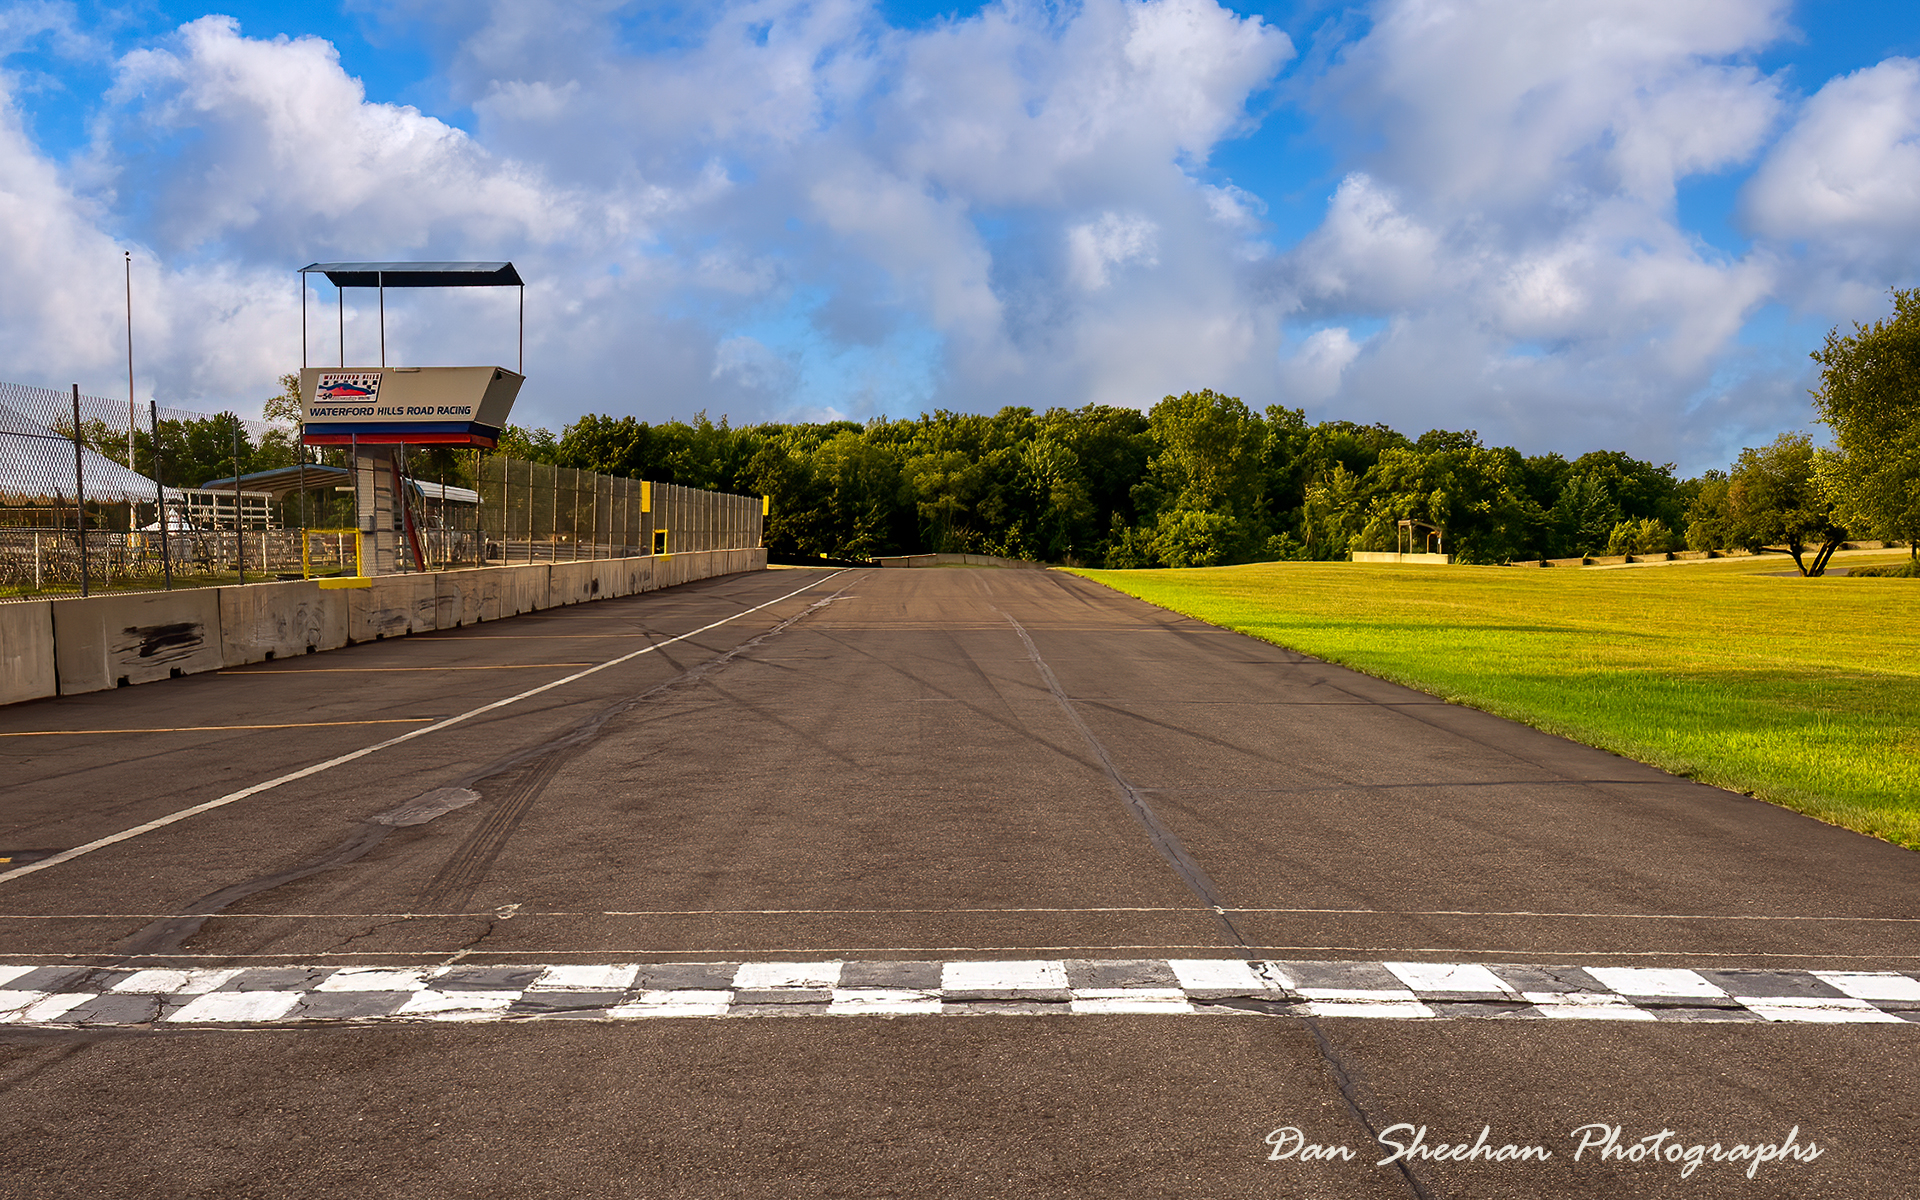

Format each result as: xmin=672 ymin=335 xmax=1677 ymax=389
xmin=5 ymin=0 xmax=1920 ymax=473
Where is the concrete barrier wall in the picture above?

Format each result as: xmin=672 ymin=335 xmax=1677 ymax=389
xmin=434 ymin=567 xmax=500 ymax=628
xmin=609 ymin=556 xmax=653 ymax=599
xmin=349 ymin=573 xmax=436 ymax=643
xmin=0 ymin=601 xmax=55 ymax=706
xmin=3 ymin=546 xmax=768 ymax=704
xmin=50 ymin=588 xmax=226 ymax=695
xmin=502 ymin=563 xmax=549 ymax=616
xmin=220 ymin=579 xmax=346 ymax=665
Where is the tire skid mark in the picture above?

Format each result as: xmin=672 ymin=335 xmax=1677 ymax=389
xmin=94 ymin=577 xmax=855 ymax=959
xmin=422 ymin=754 xmax=569 ymax=910
xmin=418 ymin=581 xmax=862 ymax=911
xmin=0 ymin=572 xmax=851 ymax=890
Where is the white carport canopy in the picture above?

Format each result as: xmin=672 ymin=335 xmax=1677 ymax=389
xmin=0 ymin=401 xmax=179 ymax=505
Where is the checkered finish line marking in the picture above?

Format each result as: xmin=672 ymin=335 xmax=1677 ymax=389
xmin=3 ymin=960 xmax=1918 ymax=1028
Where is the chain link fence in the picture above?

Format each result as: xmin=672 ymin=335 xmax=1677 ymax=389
xmin=472 ymin=456 xmax=762 ymax=563
xmin=0 ymin=380 xmax=288 ymax=598
xmin=2 ymin=379 xmax=764 ymax=600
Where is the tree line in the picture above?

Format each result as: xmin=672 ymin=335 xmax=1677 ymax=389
xmin=499 ymin=289 xmax=1920 ymax=575
xmin=63 ymin=294 xmax=1917 ymax=575
xmin=498 ymin=400 xmax=1687 ymax=568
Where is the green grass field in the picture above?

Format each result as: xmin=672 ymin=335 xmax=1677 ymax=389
xmin=1072 ymin=554 xmax=1920 ymax=850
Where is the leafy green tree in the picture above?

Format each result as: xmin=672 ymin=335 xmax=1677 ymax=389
xmin=1300 ymin=463 xmax=1366 ymax=561
xmin=1042 ymin=404 xmax=1152 ymax=559
xmin=1153 ymin=508 xmax=1239 ymax=567
xmin=1605 ymin=517 xmax=1677 ymax=556
xmin=263 ymin=373 xmax=303 ymax=431
xmin=905 ymin=449 xmax=983 ymax=553
xmin=1103 ymin=514 xmax=1158 ymax=568
xmin=471 ymin=398 xmax=1743 ymax=572
xmin=740 ymin=432 xmax=825 ymax=556
xmin=498 ymin=424 xmax=559 ymax=462
xmin=1017 ymin=436 xmax=1093 ymax=562
xmin=553 ymin=413 xmax=647 ymax=476
xmin=1353 ymin=437 xmax=1547 ymax=563
xmin=1683 ymin=471 xmax=1731 ymax=551
xmin=1811 ymin=287 xmax=1920 ymax=559
xmin=1145 ymin=390 xmax=1265 ymax=516
xmin=1414 ymin=428 xmax=1481 ymax=454
xmin=1555 ymin=471 xmax=1623 ymax=557
xmin=1727 ymin=433 xmax=1846 ymax=576
xmin=811 ymin=431 xmax=909 ymax=559
xmin=1520 ymin=453 xmax=1571 ymax=515
xmin=154 ymin=413 xmax=263 ymax=488
xmin=1564 ymin=450 xmax=1684 ymax=527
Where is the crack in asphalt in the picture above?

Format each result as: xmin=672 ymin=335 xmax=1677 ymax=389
xmin=321 ymin=914 xmax=417 ymax=957
xmin=999 ymin=609 xmax=1240 ymax=927
xmin=1002 ymin=597 xmax=1443 ymax=1200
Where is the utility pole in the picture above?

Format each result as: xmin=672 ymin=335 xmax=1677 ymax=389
xmin=125 ymin=252 xmax=136 ymax=529
xmin=151 ymin=401 xmax=172 ymax=590
xmin=233 ymin=423 xmax=246 ymax=584
xmin=73 ymin=384 xmax=89 ymax=597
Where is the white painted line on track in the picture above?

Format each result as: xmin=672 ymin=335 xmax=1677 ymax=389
xmin=396 ymin=990 xmax=521 ymax=1020
xmin=1070 ymin=988 xmax=1192 ymax=1014
xmin=0 ymin=992 xmax=93 ymax=1023
xmin=112 ymin=968 xmax=241 ymax=994
xmin=1303 ymin=1000 xmax=1436 ymax=1020
xmin=0 ymin=571 xmax=848 ymax=889
xmin=1169 ymin=959 xmax=1266 ymax=991
xmin=1816 ymin=971 xmax=1920 ymax=1001
xmin=1385 ymin=962 xmax=1516 ymax=995
xmin=168 ymin=990 xmax=302 ymax=1023
xmin=3 ymin=905 xmax=1917 ymax=923
xmin=1737 ymin=997 xmax=1905 ymax=1023
xmin=1297 ymin=987 xmax=1421 ymax=1003
xmin=611 ymin=990 xmax=733 ymax=1018
xmin=941 ymin=960 xmax=1070 ymax=993
xmin=733 ymin=961 xmax=842 ymax=989
xmin=315 ymin=968 xmax=432 ymax=992
xmin=531 ymin=965 xmax=639 ymax=991
xmin=1586 ymin=967 xmax=1726 ymax=998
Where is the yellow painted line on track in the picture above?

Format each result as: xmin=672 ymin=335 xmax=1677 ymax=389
xmin=0 ymin=571 xmax=849 ymax=888
xmin=0 ymin=719 xmax=437 ymax=738
xmin=219 ymin=664 xmax=595 ymax=674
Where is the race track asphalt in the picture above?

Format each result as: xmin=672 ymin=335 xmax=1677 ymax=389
xmin=1 ymin=565 xmax=1914 ymax=1199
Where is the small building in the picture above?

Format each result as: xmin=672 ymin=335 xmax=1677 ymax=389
xmin=1351 ymin=520 xmax=1454 ymax=565
xmin=195 ymin=464 xmax=350 ymax=530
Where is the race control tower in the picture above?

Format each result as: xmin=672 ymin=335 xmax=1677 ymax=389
xmin=296 ymin=261 xmax=525 ymax=576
